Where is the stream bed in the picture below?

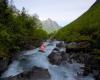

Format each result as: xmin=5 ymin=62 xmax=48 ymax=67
xmin=1 ymin=41 xmax=94 ymax=80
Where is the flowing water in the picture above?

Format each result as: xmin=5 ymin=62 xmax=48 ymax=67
xmin=1 ymin=41 xmax=94 ymax=80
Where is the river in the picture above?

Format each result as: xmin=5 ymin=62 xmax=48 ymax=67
xmin=1 ymin=41 xmax=94 ymax=80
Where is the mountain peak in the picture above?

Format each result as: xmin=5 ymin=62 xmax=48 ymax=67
xmin=42 ymin=18 xmax=61 ymax=33
xmin=47 ymin=18 xmax=52 ymax=21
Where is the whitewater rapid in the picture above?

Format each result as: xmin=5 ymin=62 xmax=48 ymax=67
xmin=1 ymin=41 xmax=94 ymax=80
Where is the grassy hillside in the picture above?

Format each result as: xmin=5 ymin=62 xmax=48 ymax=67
xmin=55 ymin=2 xmax=100 ymax=48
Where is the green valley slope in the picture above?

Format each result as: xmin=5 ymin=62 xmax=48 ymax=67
xmin=55 ymin=1 xmax=100 ymax=48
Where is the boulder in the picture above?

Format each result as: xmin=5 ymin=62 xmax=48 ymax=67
xmin=53 ymin=48 xmax=60 ymax=52
xmin=56 ymin=41 xmax=65 ymax=48
xmin=48 ymin=52 xmax=62 ymax=65
xmin=61 ymin=52 xmax=69 ymax=61
xmin=92 ymin=70 xmax=100 ymax=80
xmin=2 ymin=67 xmax=50 ymax=80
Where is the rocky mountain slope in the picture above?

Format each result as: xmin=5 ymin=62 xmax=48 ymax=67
xmin=42 ymin=18 xmax=61 ymax=33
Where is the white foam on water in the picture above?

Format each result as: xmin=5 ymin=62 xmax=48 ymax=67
xmin=48 ymin=63 xmax=94 ymax=80
xmin=1 ymin=41 xmax=94 ymax=80
xmin=1 ymin=41 xmax=56 ymax=78
xmin=2 ymin=60 xmax=23 ymax=78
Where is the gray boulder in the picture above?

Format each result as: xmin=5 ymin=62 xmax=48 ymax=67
xmin=48 ymin=52 xmax=62 ymax=65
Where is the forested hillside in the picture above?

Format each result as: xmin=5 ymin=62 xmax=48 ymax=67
xmin=0 ymin=0 xmax=48 ymax=59
xmin=55 ymin=1 xmax=100 ymax=49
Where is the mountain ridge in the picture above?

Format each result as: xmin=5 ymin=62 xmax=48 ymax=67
xmin=42 ymin=18 xmax=61 ymax=33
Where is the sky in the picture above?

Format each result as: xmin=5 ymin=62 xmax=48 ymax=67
xmin=11 ymin=0 xmax=96 ymax=26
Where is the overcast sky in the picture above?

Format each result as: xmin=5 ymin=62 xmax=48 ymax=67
xmin=12 ymin=0 xmax=96 ymax=26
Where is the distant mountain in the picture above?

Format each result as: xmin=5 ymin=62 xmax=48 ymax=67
xmin=42 ymin=18 xmax=61 ymax=33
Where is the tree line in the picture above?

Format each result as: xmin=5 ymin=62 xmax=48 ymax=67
xmin=0 ymin=0 xmax=48 ymax=59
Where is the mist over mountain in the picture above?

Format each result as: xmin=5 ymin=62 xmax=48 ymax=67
xmin=42 ymin=18 xmax=61 ymax=33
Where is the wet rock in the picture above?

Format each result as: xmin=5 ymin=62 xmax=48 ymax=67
xmin=48 ymin=52 xmax=62 ymax=65
xmin=83 ymin=65 xmax=92 ymax=76
xmin=56 ymin=41 xmax=65 ymax=48
xmin=31 ymin=69 xmax=50 ymax=80
xmin=61 ymin=52 xmax=69 ymax=61
xmin=53 ymin=48 xmax=60 ymax=52
xmin=92 ymin=70 xmax=100 ymax=80
xmin=2 ymin=67 xmax=50 ymax=80
xmin=59 ymin=41 xmax=100 ymax=80
xmin=0 ymin=57 xmax=9 ymax=76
